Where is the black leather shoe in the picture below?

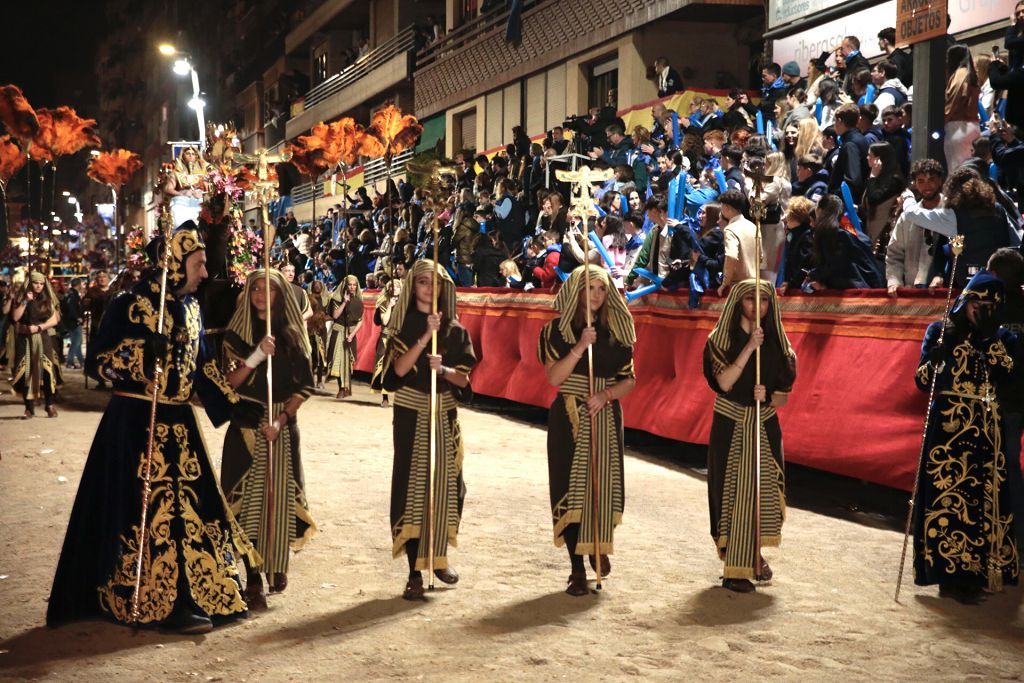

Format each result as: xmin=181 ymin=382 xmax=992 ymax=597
xmin=165 ymin=605 xmax=213 ymax=635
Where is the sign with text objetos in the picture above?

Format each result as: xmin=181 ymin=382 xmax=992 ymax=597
xmin=897 ymin=0 xmax=948 ymax=46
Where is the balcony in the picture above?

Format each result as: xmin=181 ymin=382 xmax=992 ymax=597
xmin=413 ymin=0 xmax=755 ymax=118
xmin=284 ymin=26 xmax=417 ymax=140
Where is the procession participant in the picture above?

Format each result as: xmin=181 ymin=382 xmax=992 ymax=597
xmin=373 ymin=261 xmax=406 ymax=408
xmin=220 ymin=269 xmax=316 ymax=609
xmin=47 ymin=224 xmax=258 ymax=634
xmin=165 ymin=146 xmax=207 ymax=229
xmin=539 ymin=265 xmax=636 ymax=596
xmin=326 ymin=274 xmax=363 ymax=399
xmin=375 ymin=259 xmax=476 ymax=600
xmin=84 ymin=270 xmax=111 ymax=388
xmin=912 ymin=271 xmax=1019 ymax=604
xmin=307 ymin=279 xmax=329 ymax=388
xmin=703 ymin=279 xmax=797 ymax=593
xmin=11 ymin=272 xmax=63 ymax=418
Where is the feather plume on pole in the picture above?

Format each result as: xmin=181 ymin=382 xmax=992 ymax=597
xmin=0 ymin=135 xmax=26 ymax=238
xmin=361 ymin=104 xmax=422 ymax=237
xmin=0 ymin=85 xmax=39 ymax=270
xmin=88 ymin=149 xmax=142 ymax=273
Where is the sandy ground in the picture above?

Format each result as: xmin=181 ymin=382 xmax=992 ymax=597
xmin=1 ymin=371 xmax=1023 ymax=682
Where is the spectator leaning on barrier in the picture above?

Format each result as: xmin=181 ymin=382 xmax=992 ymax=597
xmin=886 ymin=159 xmax=946 ymax=296
xmin=717 ymin=189 xmax=763 ymax=296
xmin=778 ymin=196 xmax=816 ymax=295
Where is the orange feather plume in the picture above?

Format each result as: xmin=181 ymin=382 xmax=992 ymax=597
xmin=87 ymin=148 xmax=143 ymax=187
xmin=364 ymin=104 xmax=422 ymax=158
xmin=31 ymin=106 xmax=102 ymax=162
xmin=0 ymin=85 xmax=39 ymax=142
xmin=288 ymin=124 xmax=333 ymax=177
xmin=0 ymin=135 xmax=25 ymax=182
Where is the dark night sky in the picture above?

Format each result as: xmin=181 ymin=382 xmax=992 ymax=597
xmin=3 ymin=1 xmax=106 ymax=116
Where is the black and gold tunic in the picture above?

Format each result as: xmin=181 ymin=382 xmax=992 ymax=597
xmin=380 ymin=308 xmax=476 ymax=571
xmin=326 ymin=283 xmax=364 ymax=390
xmin=703 ymin=280 xmax=796 ymax=581
xmin=539 ymin=319 xmax=634 ymax=555
xmin=912 ymin=320 xmax=1019 ymax=590
xmin=221 ymin=326 xmax=316 ymax=574
xmin=47 ymin=272 xmax=254 ymax=628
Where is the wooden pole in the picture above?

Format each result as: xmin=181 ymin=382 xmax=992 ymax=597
xmin=262 ymin=201 xmax=277 ymax=575
xmin=576 ymin=220 xmax=602 ymax=591
xmin=426 ymin=213 xmax=440 ymax=589
xmin=128 ymin=208 xmax=173 ymax=622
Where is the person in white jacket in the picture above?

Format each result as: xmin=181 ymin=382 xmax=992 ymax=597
xmin=870 ymin=62 xmax=910 ymax=125
xmin=885 ymin=159 xmax=945 ymax=296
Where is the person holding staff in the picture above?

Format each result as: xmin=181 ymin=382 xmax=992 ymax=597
xmin=220 ymin=269 xmax=316 ymax=609
xmin=375 ymin=259 xmax=476 ymax=600
xmin=539 ymin=265 xmax=636 ymax=596
xmin=326 ymin=275 xmax=363 ymax=399
xmin=703 ymin=279 xmax=796 ymax=593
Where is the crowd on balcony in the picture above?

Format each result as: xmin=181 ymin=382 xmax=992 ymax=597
xmin=277 ymin=17 xmax=1022 ymax=311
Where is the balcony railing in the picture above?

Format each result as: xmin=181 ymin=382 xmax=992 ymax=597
xmin=290 ymin=148 xmax=414 ymax=206
xmin=294 ymin=26 xmax=417 ymax=115
xmin=415 ymin=0 xmax=545 ymax=73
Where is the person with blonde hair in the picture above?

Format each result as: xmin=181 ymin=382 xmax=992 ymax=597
xmin=499 ymin=259 xmax=522 ymax=287
xmin=793 ymin=117 xmax=824 ymax=161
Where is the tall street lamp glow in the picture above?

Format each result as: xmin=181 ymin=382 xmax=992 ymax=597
xmin=158 ymin=44 xmax=206 ymax=147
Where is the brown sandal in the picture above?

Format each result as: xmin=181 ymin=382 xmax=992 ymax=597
xmin=268 ymin=572 xmax=287 ymax=593
xmin=21 ymin=409 xmax=33 ymax=420
xmin=566 ymin=571 xmax=590 ymax=597
xmin=245 ymin=573 xmax=268 ymax=610
xmin=434 ymin=567 xmax=459 ymax=585
xmin=403 ymin=574 xmax=425 ymax=601
xmin=756 ymin=556 xmax=773 ymax=582
xmin=46 ymin=406 xmax=58 ymax=418
xmin=588 ymin=555 xmax=611 ymax=576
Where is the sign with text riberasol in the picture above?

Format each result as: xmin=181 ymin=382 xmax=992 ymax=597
xmin=897 ymin=0 xmax=948 ymax=46
xmin=767 ymin=0 xmax=846 ymax=30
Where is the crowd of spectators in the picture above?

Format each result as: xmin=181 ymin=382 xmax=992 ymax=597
xmin=271 ymin=15 xmax=1022 ymax=310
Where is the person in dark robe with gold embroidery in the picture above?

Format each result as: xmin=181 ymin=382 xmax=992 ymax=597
xmin=372 ymin=261 xmax=406 ymax=408
xmin=220 ymin=269 xmax=316 ymax=609
xmin=326 ymin=274 xmax=363 ymax=399
xmin=912 ymin=271 xmax=1020 ymax=604
xmin=539 ymin=266 xmax=636 ymax=596
xmin=11 ymin=272 xmax=63 ymax=418
xmin=703 ymin=279 xmax=797 ymax=593
xmin=47 ymin=224 xmax=259 ymax=634
xmin=375 ymin=259 xmax=477 ymax=600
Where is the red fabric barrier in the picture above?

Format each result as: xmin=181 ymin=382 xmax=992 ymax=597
xmin=355 ymin=287 xmax=960 ymax=492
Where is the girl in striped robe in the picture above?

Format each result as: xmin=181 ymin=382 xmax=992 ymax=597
xmin=703 ymin=279 xmax=796 ymax=593
xmin=376 ymin=260 xmax=476 ymax=600
xmin=221 ymin=269 xmax=317 ymax=609
xmin=539 ymin=266 xmax=636 ymax=596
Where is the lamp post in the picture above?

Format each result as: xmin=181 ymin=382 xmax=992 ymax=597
xmin=158 ymin=43 xmax=206 ymax=147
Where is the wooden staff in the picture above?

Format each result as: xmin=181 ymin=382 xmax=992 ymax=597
xmin=129 ymin=209 xmax=173 ymax=622
xmin=574 ymin=219 xmax=603 ymax=591
xmin=753 ymin=201 xmax=763 ymax=582
xmin=426 ymin=212 xmax=440 ymax=590
xmin=261 ymin=201 xmax=278 ymax=570
xmin=894 ymin=235 xmax=965 ymax=603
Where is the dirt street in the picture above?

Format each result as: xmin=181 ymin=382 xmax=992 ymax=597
xmin=1 ymin=373 xmax=1023 ymax=681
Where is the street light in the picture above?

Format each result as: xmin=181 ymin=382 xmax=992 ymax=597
xmin=158 ymin=43 xmax=206 ymax=147
xmin=67 ymin=195 xmax=83 ymax=223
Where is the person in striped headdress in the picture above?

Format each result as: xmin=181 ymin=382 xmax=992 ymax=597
xmin=375 ymin=259 xmax=477 ymax=600
xmin=220 ymin=268 xmax=316 ymax=609
xmin=326 ymin=275 xmax=364 ymax=399
xmin=703 ymin=279 xmax=796 ymax=593
xmin=538 ymin=265 xmax=636 ymax=596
